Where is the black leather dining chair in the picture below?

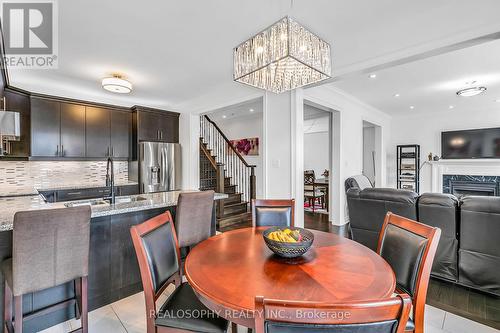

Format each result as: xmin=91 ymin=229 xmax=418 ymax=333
xmin=252 ymin=199 xmax=295 ymax=227
xmin=254 ymin=294 xmax=412 ymax=333
xmin=130 ymin=211 xmax=230 ymax=333
xmin=377 ymin=212 xmax=441 ymax=333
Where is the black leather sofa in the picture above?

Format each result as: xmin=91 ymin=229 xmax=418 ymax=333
xmin=346 ymin=188 xmax=418 ymax=250
xmin=459 ymin=196 xmax=500 ymax=295
xmin=345 ymin=180 xmax=500 ymax=296
xmin=418 ymin=193 xmax=459 ymax=282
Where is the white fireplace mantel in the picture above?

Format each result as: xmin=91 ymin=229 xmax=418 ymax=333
xmin=430 ymin=159 xmax=500 ymax=192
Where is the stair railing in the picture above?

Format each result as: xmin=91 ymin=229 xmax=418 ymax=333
xmin=200 ymin=115 xmax=256 ymax=208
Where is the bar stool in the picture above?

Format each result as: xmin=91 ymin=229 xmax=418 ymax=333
xmin=2 ymin=206 xmax=91 ymax=333
xmin=175 ymin=190 xmax=215 ymax=249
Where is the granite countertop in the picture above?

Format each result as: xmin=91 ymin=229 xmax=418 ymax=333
xmin=0 ymin=191 xmax=228 ymax=232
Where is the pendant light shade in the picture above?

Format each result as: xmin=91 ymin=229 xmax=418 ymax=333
xmin=233 ymin=17 xmax=332 ymax=94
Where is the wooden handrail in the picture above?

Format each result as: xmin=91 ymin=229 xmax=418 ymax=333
xmin=204 ymin=115 xmax=256 ymax=169
xmin=199 ymin=137 xmax=217 ymax=170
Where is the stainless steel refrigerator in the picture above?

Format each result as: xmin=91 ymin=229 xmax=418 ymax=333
xmin=138 ymin=142 xmax=181 ymax=193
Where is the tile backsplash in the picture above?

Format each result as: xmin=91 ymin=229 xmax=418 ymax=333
xmin=0 ymin=161 xmax=129 ymax=196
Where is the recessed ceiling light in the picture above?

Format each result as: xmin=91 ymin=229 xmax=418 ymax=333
xmin=449 ymin=105 xmax=455 ymax=109
xmin=102 ymin=75 xmax=132 ymax=94
xmin=369 ymin=74 xmax=377 ymax=79
xmin=409 ymin=106 xmax=415 ymax=110
xmin=495 ymin=99 xmax=500 ymax=103
xmin=393 ymin=93 xmax=400 ymax=98
xmin=456 ymin=86 xmax=487 ymax=97
xmin=222 ymin=115 xmax=227 ymax=119
xmin=249 ymin=108 xmax=254 ymax=112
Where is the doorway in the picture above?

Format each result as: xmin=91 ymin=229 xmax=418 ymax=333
xmin=301 ymin=101 xmax=340 ymax=226
xmin=362 ymin=120 xmax=382 ymax=187
xmin=303 ymin=104 xmax=331 ymax=215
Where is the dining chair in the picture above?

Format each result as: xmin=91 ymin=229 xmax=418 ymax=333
xmin=304 ymin=172 xmax=325 ymax=211
xmin=254 ymin=294 xmax=412 ymax=333
xmin=130 ymin=211 xmax=230 ymax=333
xmin=377 ymin=212 xmax=441 ymax=333
xmin=252 ymin=199 xmax=295 ymax=227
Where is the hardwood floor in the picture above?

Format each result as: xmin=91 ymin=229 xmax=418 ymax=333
xmin=217 ymin=210 xmax=500 ymax=329
xmin=427 ymin=277 xmax=500 ymax=329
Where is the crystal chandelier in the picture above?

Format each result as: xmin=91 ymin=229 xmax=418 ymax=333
xmin=233 ymin=17 xmax=331 ymax=94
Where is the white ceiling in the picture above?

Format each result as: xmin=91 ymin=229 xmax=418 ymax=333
xmin=333 ymin=39 xmax=500 ymax=116
xmin=6 ymin=0 xmax=500 ymax=111
xmin=207 ymin=99 xmax=262 ymax=122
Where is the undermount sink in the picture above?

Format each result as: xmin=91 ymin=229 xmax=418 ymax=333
xmin=64 ymin=199 xmax=109 ymax=208
xmin=112 ymin=196 xmax=148 ymax=204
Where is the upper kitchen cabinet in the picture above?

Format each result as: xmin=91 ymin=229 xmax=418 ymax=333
xmin=31 ymin=97 xmax=62 ymax=157
xmin=30 ymin=96 xmax=132 ymax=160
xmin=132 ymin=107 xmax=179 ymax=143
xmin=86 ymin=106 xmax=131 ymax=159
xmin=2 ymin=89 xmax=30 ymax=158
xmin=31 ymin=98 xmax=86 ymax=158
xmin=86 ymin=106 xmax=111 ymax=158
xmin=60 ymin=103 xmax=85 ymax=157
xmin=110 ymin=110 xmax=132 ymax=158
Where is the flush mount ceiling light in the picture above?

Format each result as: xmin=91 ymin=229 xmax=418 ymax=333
xmin=369 ymin=74 xmax=377 ymax=79
xmin=233 ymin=16 xmax=331 ymax=94
xmin=456 ymin=81 xmax=486 ymax=97
xmin=102 ymin=75 xmax=133 ymax=94
xmin=456 ymin=86 xmax=486 ymax=97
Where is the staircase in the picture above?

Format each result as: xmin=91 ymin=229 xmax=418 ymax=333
xmin=199 ymin=115 xmax=256 ymax=229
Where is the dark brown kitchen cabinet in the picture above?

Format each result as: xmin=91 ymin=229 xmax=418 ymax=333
xmin=3 ymin=89 xmax=30 ymax=157
xmin=31 ymin=98 xmax=86 ymax=158
xmin=31 ymin=98 xmax=61 ymax=157
xmin=136 ymin=111 xmax=160 ymax=142
xmin=134 ymin=108 xmax=180 ymax=143
xmin=86 ymin=106 xmax=111 ymax=158
xmin=110 ymin=111 xmax=131 ymax=158
xmin=159 ymin=113 xmax=179 ymax=142
xmin=60 ymin=103 xmax=85 ymax=157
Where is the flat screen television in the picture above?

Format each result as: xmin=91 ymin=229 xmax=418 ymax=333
xmin=441 ymin=127 xmax=500 ymax=159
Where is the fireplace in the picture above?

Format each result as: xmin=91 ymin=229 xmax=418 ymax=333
xmin=443 ymin=175 xmax=500 ymax=197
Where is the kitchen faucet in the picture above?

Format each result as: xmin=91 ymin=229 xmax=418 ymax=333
xmin=105 ymin=156 xmax=116 ymax=204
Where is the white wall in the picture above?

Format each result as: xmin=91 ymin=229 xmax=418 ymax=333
xmin=304 ymin=85 xmax=392 ymax=224
xmin=304 ymin=131 xmax=329 ymax=178
xmin=389 ymin=106 xmax=500 ymax=193
xmin=363 ymin=126 xmax=376 ymax=184
xmin=178 ymin=81 xmax=392 ymax=226
xmin=216 ymin=113 xmax=264 ymax=198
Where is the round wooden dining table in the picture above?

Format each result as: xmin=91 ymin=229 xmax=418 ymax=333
xmin=185 ymin=227 xmax=396 ymax=328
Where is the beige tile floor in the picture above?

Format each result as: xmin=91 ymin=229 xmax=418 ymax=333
xmin=39 ymin=289 xmax=499 ymax=333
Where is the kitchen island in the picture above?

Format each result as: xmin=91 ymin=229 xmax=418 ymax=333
xmin=0 ymin=190 xmax=227 ymax=333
